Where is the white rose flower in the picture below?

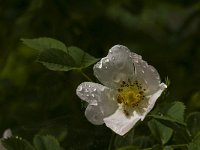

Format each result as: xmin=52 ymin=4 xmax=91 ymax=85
xmin=0 ymin=129 xmax=12 ymax=150
xmin=76 ymin=45 xmax=167 ymax=136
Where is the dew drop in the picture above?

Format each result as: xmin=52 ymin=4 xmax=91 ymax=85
xmin=112 ymin=56 xmax=115 ymax=60
xmin=93 ymin=88 xmax=97 ymax=91
xmin=86 ymin=94 xmax=90 ymax=97
xmin=105 ymin=58 xmax=110 ymax=63
xmin=141 ymin=70 xmax=144 ymax=73
xmin=77 ymin=86 xmax=82 ymax=92
xmin=91 ymin=94 xmax=95 ymax=97
xmin=134 ymin=59 xmax=139 ymax=63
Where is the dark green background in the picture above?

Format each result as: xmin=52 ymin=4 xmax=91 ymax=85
xmin=0 ymin=0 xmax=200 ymax=149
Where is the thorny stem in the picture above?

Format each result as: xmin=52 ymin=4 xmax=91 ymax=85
xmin=108 ymin=132 xmax=116 ymax=150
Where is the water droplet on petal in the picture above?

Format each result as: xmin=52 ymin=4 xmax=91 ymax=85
xmin=141 ymin=70 xmax=144 ymax=73
xmin=93 ymin=88 xmax=97 ymax=91
xmin=77 ymin=86 xmax=82 ymax=92
xmin=112 ymin=56 xmax=115 ymax=60
xmin=91 ymin=94 xmax=95 ymax=97
xmin=86 ymin=94 xmax=89 ymax=97
xmin=105 ymin=58 xmax=109 ymax=63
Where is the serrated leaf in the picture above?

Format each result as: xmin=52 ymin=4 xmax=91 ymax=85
xmin=68 ymin=46 xmax=99 ymax=68
xmin=150 ymin=101 xmax=186 ymax=125
xmin=37 ymin=48 xmax=76 ymax=71
xmin=33 ymin=135 xmax=62 ymax=150
xmin=148 ymin=119 xmax=173 ymax=145
xmin=22 ymin=37 xmax=99 ymax=71
xmin=166 ymin=101 xmax=185 ymax=123
xmin=1 ymin=137 xmax=35 ymax=150
xmin=186 ymin=112 xmax=200 ymax=138
xmin=188 ymin=133 xmax=200 ymax=150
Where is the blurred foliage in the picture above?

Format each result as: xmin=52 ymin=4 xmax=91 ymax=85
xmin=0 ymin=0 xmax=200 ymax=149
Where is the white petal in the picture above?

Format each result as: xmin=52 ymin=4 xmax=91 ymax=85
xmin=85 ymin=105 xmax=105 ymax=125
xmin=93 ymin=45 xmax=135 ymax=89
xmin=140 ymin=83 xmax=167 ymax=120
xmin=3 ymin=129 xmax=12 ymax=139
xmin=76 ymin=82 xmax=118 ymax=125
xmin=131 ymin=53 xmax=161 ymax=95
xmin=104 ymin=109 xmax=141 ymax=136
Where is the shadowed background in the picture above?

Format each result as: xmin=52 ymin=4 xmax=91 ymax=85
xmin=0 ymin=0 xmax=200 ymax=149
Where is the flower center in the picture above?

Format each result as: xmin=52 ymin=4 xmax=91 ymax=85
xmin=117 ymin=80 xmax=145 ymax=116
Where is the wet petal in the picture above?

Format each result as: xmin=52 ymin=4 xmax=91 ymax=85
xmin=76 ymin=82 xmax=118 ymax=124
xmin=140 ymin=83 xmax=167 ymax=120
xmin=3 ymin=129 xmax=12 ymax=139
xmin=104 ymin=109 xmax=141 ymax=136
xmin=131 ymin=53 xmax=161 ymax=95
xmin=85 ymin=105 xmax=105 ymax=125
xmin=93 ymin=45 xmax=135 ymax=89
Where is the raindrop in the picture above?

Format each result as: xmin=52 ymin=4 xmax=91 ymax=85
xmin=86 ymin=94 xmax=90 ymax=97
xmin=105 ymin=58 xmax=110 ymax=63
xmin=91 ymin=94 xmax=95 ymax=97
xmin=141 ymin=70 xmax=144 ymax=73
xmin=77 ymin=86 xmax=82 ymax=92
xmin=144 ymin=80 xmax=148 ymax=84
xmin=134 ymin=59 xmax=139 ymax=63
xmin=112 ymin=56 xmax=115 ymax=60
xmin=88 ymin=85 xmax=91 ymax=88
xmin=93 ymin=88 xmax=97 ymax=91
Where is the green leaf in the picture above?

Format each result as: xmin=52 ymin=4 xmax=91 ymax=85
xmin=1 ymin=137 xmax=35 ymax=150
xmin=116 ymin=145 xmax=141 ymax=150
xmin=33 ymin=135 xmax=62 ymax=150
xmin=68 ymin=46 xmax=99 ymax=69
xmin=163 ymin=146 xmax=174 ymax=150
xmin=148 ymin=119 xmax=173 ymax=145
xmin=37 ymin=48 xmax=76 ymax=71
xmin=188 ymin=133 xmax=200 ymax=150
xmin=166 ymin=101 xmax=185 ymax=123
xmin=186 ymin=112 xmax=200 ymax=137
xmin=150 ymin=101 xmax=186 ymax=125
xmin=22 ymin=37 xmax=99 ymax=71
xmin=21 ymin=38 xmax=67 ymax=52
xmin=151 ymin=145 xmax=163 ymax=150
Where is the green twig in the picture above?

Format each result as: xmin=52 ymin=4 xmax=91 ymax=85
xmin=108 ymin=132 xmax=116 ymax=150
xmin=79 ymin=70 xmax=92 ymax=81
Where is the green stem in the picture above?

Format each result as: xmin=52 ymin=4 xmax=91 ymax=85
xmin=108 ymin=132 xmax=116 ymax=150
xmin=79 ymin=70 xmax=92 ymax=81
xmin=142 ymin=143 xmax=188 ymax=150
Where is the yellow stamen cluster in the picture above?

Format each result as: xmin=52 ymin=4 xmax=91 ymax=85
xmin=117 ymin=79 xmax=145 ymax=116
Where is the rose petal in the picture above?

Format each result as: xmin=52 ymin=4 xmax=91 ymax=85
xmin=76 ymin=82 xmax=118 ymax=125
xmin=140 ymin=83 xmax=167 ymax=120
xmin=93 ymin=45 xmax=135 ymax=89
xmin=104 ymin=109 xmax=141 ymax=136
xmin=131 ymin=53 xmax=161 ymax=95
